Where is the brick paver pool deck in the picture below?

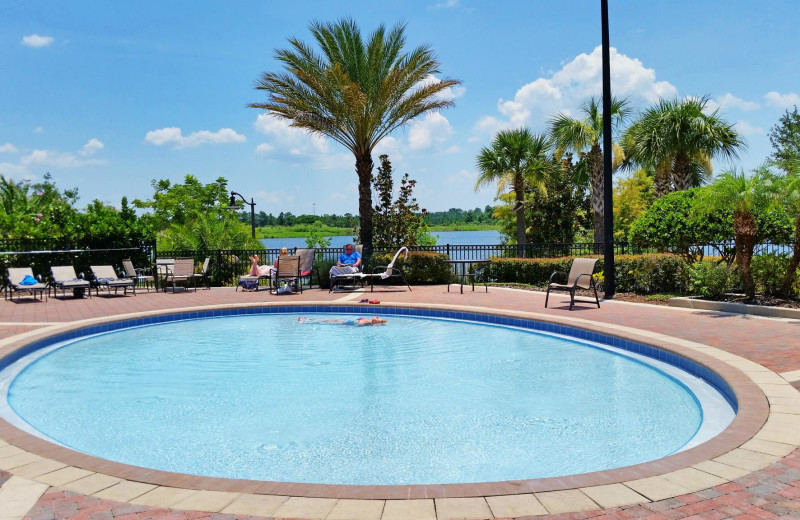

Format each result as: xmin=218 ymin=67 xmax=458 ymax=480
xmin=1 ymin=284 xmax=800 ymax=520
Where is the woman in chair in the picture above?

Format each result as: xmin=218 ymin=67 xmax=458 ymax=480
xmin=248 ymin=247 xmax=289 ymax=277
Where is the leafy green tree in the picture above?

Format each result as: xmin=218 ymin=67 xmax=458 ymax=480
xmin=776 ymin=167 xmax=800 ymax=296
xmin=0 ymin=173 xmax=79 ymax=238
xmin=695 ymin=167 xmax=779 ymax=300
xmin=249 ymin=18 xmax=459 ymax=257
xmin=623 ymin=96 xmax=744 ymax=194
xmin=369 ymin=154 xmax=433 ymax=249
xmin=133 ymin=175 xmax=259 ymax=250
xmin=516 ymin=153 xmax=590 ymax=244
xmin=475 ymin=128 xmax=554 ymax=253
xmin=613 ymin=168 xmax=654 ymax=241
xmin=304 ymin=221 xmax=333 ymax=249
xmin=769 ymin=106 xmax=800 ymax=173
xmin=550 ymin=96 xmax=631 ymax=243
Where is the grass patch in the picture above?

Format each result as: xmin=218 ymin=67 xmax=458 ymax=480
xmin=256 ymin=225 xmax=353 ymax=238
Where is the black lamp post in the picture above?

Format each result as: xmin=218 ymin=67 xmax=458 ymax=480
xmin=228 ymin=191 xmax=256 ymax=239
xmin=601 ymin=0 xmax=616 ymax=298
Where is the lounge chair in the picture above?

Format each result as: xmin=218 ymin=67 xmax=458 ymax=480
xmin=296 ymin=248 xmax=319 ymax=290
xmin=545 ymin=257 xmax=600 ymax=310
xmin=50 ymin=265 xmax=92 ymax=299
xmin=192 ymin=257 xmax=211 ymax=289
xmin=329 ymin=244 xmax=364 ymax=291
xmin=122 ymin=258 xmax=155 ymax=292
xmin=6 ymin=267 xmax=47 ymax=301
xmin=90 ymin=265 xmax=136 ymax=296
xmin=162 ymin=258 xmax=196 ymax=293
xmin=357 ymin=246 xmax=412 ymax=292
xmin=272 ymin=255 xmax=301 ymax=294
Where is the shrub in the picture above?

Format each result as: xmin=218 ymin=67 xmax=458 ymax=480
xmin=365 ymin=251 xmax=451 ymax=285
xmin=485 ymin=254 xmax=690 ymax=295
xmin=689 ymin=261 xmax=734 ymax=299
xmin=751 ymin=252 xmax=798 ymax=297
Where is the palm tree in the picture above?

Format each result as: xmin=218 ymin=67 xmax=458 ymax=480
xmin=549 ymin=96 xmax=631 ymax=243
xmin=624 ymin=96 xmax=745 ymax=194
xmin=475 ymin=129 xmax=554 ymax=254
xmin=696 ymin=167 xmax=777 ymax=300
xmin=249 ymin=18 xmax=460 ymax=257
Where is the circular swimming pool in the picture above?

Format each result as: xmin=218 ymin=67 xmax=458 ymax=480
xmin=1 ymin=310 xmax=735 ymax=485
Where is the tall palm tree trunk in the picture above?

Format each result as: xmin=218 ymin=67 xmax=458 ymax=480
xmin=672 ymin=153 xmax=693 ymax=192
xmin=514 ymin=181 xmax=527 ymax=257
xmin=356 ymin=153 xmax=374 ymax=259
xmin=734 ymin=210 xmax=758 ymax=300
xmin=780 ymin=215 xmax=800 ymax=297
xmin=587 ymin=146 xmax=604 ymax=244
xmin=654 ymin=168 xmax=672 ymax=198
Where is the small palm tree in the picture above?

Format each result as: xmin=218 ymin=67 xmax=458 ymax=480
xmin=475 ymin=128 xmax=554 ymax=254
xmin=249 ymin=18 xmax=460 ymax=256
xmin=550 ymin=96 xmax=631 ymax=243
xmin=696 ymin=167 xmax=777 ymax=300
xmin=624 ymin=96 xmax=745 ymax=194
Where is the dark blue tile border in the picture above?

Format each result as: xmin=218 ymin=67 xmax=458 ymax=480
xmin=0 ymin=305 xmax=737 ymax=411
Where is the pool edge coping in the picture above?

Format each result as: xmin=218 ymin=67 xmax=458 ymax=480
xmin=0 ymin=300 xmax=794 ymax=513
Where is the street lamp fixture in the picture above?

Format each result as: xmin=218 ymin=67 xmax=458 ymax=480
xmin=227 ymin=191 xmax=256 ymax=239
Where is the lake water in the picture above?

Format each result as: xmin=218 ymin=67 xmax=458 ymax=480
xmin=260 ymin=230 xmax=504 ymax=250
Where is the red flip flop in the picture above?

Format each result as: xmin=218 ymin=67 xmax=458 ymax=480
xmin=369 ymin=300 xmax=380 ymax=304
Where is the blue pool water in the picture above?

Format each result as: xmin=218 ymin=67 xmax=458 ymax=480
xmin=3 ymin=314 xmax=733 ymax=485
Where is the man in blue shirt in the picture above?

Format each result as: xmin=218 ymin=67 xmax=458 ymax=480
xmin=330 ymin=243 xmax=362 ymax=281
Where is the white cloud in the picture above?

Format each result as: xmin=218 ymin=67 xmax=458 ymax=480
xmin=21 ymin=34 xmax=54 ymax=48
xmin=79 ymin=138 xmax=104 ymax=156
xmin=34 ymin=126 xmax=43 ymax=133
xmin=764 ymin=91 xmax=800 ymax=109
xmin=145 ymin=127 xmax=245 ymax=149
xmin=21 ymin=149 xmax=106 ymax=168
xmin=253 ymin=115 xmax=329 ymax=154
xmin=253 ymin=189 xmax=296 ymax=207
xmin=445 ymin=145 xmax=460 ymax=154
xmin=0 ymin=140 xmax=106 ymax=181
xmin=0 ymin=143 xmax=18 ymax=153
xmin=734 ymin=120 xmax=764 ymax=136
xmin=475 ymin=46 xmax=677 ymax=137
xmin=408 ymin=112 xmax=454 ymax=150
xmin=253 ymin=114 xmax=354 ymax=170
xmin=715 ymin=93 xmax=760 ymax=111
xmin=429 ymin=0 xmax=459 ymax=8
xmin=373 ymin=135 xmax=402 ymax=161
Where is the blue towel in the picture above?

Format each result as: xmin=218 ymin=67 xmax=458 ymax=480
xmin=19 ymin=274 xmax=38 ymax=286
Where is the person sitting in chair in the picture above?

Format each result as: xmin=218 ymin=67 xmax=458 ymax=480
xmin=329 ymin=243 xmax=362 ymax=279
xmin=248 ymin=248 xmax=288 ymax=277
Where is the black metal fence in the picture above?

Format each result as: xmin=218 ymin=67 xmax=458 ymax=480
xmin=2 ymin=238 xmax=795 ymax=290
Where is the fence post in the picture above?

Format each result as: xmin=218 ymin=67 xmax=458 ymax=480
xmin=446 ymin=243 xmax=451 ymax=258
xmin=215 ymin=249 xmax=222 ymax=286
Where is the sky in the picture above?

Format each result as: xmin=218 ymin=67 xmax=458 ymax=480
xmin=2 ymin=1 xmax=799 ymax=217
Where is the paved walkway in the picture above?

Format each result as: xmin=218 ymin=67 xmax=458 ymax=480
xmin=1 ymin=285 xmax=799 ymax=519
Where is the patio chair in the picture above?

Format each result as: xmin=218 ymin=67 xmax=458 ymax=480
xmin=545 ymin=257 xmax=600 ymax=310
xmin=329 ymin=244 xmax=364 ymax=291
xmin=272 ymin=255 xmax=301 ymax=294
xmin=192 ymin=257 xmax=211 ymax=289
xmin=155 ymin=258 xmax=175 ymax=291
xmin=162 ymin=258 xmax=197 ymax=293
xmin=90 ymin=265 xmax=136 ymax=296
xmin=50 ymin=265 xmax=92 ymax=299
xmin=6 ymin=267 xmax=47 ymax=301
xmin=122 ymin=258 xmax=155 ymax=292
xmin=357 ymin=246 xmax=412 ymax=292
xmin=296 ymin=248 xmax=319 ymax=290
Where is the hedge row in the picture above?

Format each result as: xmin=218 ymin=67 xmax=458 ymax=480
xmin=485 ymin=254 xmax=691 ymax=294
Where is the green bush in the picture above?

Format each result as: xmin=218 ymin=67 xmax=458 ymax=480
xmin=366 ymin=251 xmax=451 ymax=285
xmin=751 ymin=252 xmax=798 ymax=297
xmin=316 ymin=259 xmax=336 ymax=289
xmin=688 ymin=261 xmax=734 ymax=299
xmin=485 ymin=254 xmax=690 ymax=295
